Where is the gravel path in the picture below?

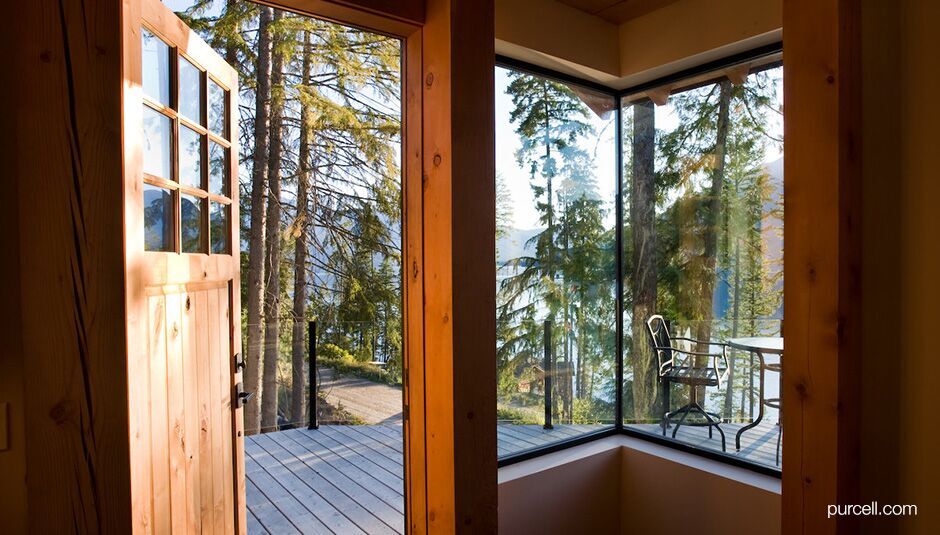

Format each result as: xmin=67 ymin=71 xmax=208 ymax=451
xmin=318 ymin=367 xmax=403 ymax=424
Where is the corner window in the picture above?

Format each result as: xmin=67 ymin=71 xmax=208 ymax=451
xmin=621 ymin=62 xmax=783 ymax=471
xmin=496 ymin=54 xmax=783 ymax=473
xmin=495 ymin=66 xmax=618 ymax=459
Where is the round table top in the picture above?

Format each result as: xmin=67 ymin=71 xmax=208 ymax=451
xmin=727 ymin=336 xmax=783 ymax=354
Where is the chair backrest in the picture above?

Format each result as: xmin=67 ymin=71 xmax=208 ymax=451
xmin=646 ymin=315 xmax=673 ymax=374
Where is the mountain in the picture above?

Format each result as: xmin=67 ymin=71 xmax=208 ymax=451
xmin=496 ymin=227 xmax=540 ymax=265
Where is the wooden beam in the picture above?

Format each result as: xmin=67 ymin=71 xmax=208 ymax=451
xmin=259 ymin=0 xmax=423 ymax=35
xmin=13 ymin=0 xmax=132 ymax=531
xmin=782 ymin=0 xmax=862 ymax=533
xmin=422 ymin=0 xmax=498 ymax=531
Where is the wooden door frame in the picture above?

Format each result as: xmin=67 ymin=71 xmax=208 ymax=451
xmin=259 ymin=1 xmax=497 ymax=533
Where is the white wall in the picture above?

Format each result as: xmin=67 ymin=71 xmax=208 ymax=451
xmin=498 ymin=436 xmax=781 ymax=534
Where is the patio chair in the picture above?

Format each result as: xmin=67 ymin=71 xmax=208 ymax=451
xmin=646 ymin=315 xmax=730 ymax=451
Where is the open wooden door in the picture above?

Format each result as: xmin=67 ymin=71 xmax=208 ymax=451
xmin=122 ymin=0 xmax=245 ymax=532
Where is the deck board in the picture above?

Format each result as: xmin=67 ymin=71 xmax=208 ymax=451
xmin=246 ymin=421 xmax=780 ymax=533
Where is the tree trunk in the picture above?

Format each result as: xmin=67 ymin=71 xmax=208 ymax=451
xmin=694 ymin=79 xmax=733 ymax=400
xmin=260 ymin=10 xmax=285 ymax=432
xmin=244 ymin=6 xmax=273 ymax=435
xmin=290 ymin=31 xmax=313 ymax=425
xmin=630 ymin=99 xmax=659 ymax=421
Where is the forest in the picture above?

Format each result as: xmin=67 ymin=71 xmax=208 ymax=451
xmin=173 ymin=0 xmax=782 ymax=437
xmin=495 ymin=65 xmax=783 ymax=426
xmin=177 ymin=0 xmax=403 ymax=434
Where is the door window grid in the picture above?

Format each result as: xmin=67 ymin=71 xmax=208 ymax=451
xmin=142 ymin=26 xmax=232 ymax=254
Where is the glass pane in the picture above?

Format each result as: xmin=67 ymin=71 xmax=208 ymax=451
xmin=621 ymin=64 xmax=784 ymax=470
xmin=181 ymin=193 xmax=204 ymax=253
xmin=179 ymin=125 xmax=204 ymax=189
xmin=208 ymin=79 xmax=228 ymax=137
xmin=141 ymin=29 xmax=170 ymax=106
xmin=209 ymin=141 xmax=228 ymax=196
xmin=179 ymin=57 xmax=203 ymax=124
xmin=210 ymin=202 xmax=229 ymax=254
xmin=495 ymin=66 xmax=618 ymax=459
xmin=143 ymin=184 xmax=173 ymax=252
xmin=142 ymin=106 xmax=172 ymax=179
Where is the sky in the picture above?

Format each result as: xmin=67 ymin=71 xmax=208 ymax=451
xmin=162 ymin=0 xmax=782 ymax=236
xmin=495 ymin=67 xmax=618 ymax=231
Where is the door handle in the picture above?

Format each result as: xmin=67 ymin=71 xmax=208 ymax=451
xmin=234 ymin=352 xmax=245 ymax=372
xmin=235 ymin=382 xmax=254 ymax=408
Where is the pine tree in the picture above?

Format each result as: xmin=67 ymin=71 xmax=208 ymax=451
xmin=289 ymin=30 xmax=313 ymax=427
xmin=244 ymin=5 xmax=272 ymax=434
xmin=628 ymin=99 xmax=659 ymax=421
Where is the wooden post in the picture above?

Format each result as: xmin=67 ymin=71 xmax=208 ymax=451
xmin=308 ymin=320 xmax=318 ymax=430
xmin=782 ymin=0 xmax=862 ymax=532
xmin=422 ymin=0 xmax=497 ymax=531
xmin=544 ymin=320 xmax=554 ymax=430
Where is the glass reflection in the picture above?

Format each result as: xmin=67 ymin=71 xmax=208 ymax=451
xmin=142 ymin=29 xmax=170 ymax=106
xmin=179 ymin=125 xmax=204 ymax=189
xmin=179 ymin=57 xmax=203 ymax=124
xmin=209 ymin=141 xmax=227 ymax=196
xmin=181 ymin=193 xmax=204 ymax=253
xmin=621 ymin=64 xmax=784 ymax=470
xmin=208 ymin=79 xmax=227 ymax=137
xmin=495 ymin=66 xmax=618 ymax=458
xmin=210 ymin=202 xmax=229 ymax=254
xmin=144 ymin=184 xmax=173 ymax=251
xmin=142 ymin=106 xmax=172 ymax=179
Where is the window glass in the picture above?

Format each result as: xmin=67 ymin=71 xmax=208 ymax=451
xmin=179 ymin=56 xmax=203 ymax=124
xmin=495 ymin=66 xmax=617 ymax=459
xmin=209 ymin=140 xmax=228 ymax=196
xmin=208 ymin=79 xmax=228 ymax=138
xmin=210 ymin=202 xmax=229 ymax=254
xmin=142 ymin=106 xmax=173 ymax=179
xmin=621 ymin=64 xmax=784 ymax=470
xmin=144 ymin=184 xmax=173 ymax=251
xmin=181 ymin=193 xmax=204 ymax=253
xmin=142 ymin=29 xmax=170 ymax=106
xmin=179 ymin=125 xmax=204 ymax=189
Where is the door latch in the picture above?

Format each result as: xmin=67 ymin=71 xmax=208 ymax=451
xmin=234 ymin=352 xmax=245 ymax=372
xmin=235 ymin=382 xmax=254 ymax=408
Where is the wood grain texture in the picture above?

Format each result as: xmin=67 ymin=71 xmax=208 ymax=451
xmin=16 ymin=0 xmax=133 ymax=531
xmin=125 ymin=0 xmax=243 ymax=532
xmin=422 ymin=0 xmax=497 ymax=531
xmin=782 ymin=0 xmax=862 ymax=533
xmin=402 ymin=27 xmax=428 ymax=535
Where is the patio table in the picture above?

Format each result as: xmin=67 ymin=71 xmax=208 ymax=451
xmin=727 ymin=337 xmax=783 ymax=454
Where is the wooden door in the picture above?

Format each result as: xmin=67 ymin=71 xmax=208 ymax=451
xmin=122 ymin=0 xmax=245 ymax=532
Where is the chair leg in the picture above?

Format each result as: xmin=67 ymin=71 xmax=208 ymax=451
xmin=775 ymin=422 xmax=782 ymax=465
xmin=671 ymin=404 xmax=693 ymax=439
xmin=696 ymin=402 xmax=726 ymax=452
xmin=660 ymin=379 xmax=671 ymax=434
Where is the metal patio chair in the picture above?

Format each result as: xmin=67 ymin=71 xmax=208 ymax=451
xmin=646 ymin=315 xmax=730 ymax=451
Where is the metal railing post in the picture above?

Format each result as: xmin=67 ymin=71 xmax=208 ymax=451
xmin=544 ymin=320 xmax=553 ymax=430
xmin=308 ymin=320 xmax=318 ymax=430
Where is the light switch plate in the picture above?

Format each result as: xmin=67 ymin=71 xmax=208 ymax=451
xmin=0 ymin=402 xmax=8 ymax=451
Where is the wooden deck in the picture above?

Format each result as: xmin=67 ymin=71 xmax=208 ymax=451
xmin=246 ymin=420 xmax=780 ymax=533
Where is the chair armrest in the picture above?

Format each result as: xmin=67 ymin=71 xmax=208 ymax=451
xmin=669 ymin=336 xmax=730 ymax=348
xmin=657 ymin=346 xmax=725 ymax=358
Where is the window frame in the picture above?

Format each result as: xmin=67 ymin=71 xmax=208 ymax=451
xmin=141 ymin=23 xmax=234 ymax=255
xmin=494 ymin=42 xmax=784 ymax=478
